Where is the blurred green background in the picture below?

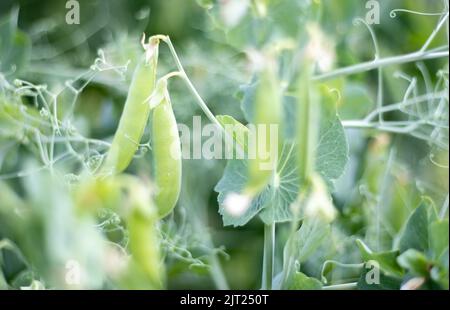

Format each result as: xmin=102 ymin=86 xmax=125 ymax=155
xmin=0 ymin=0 xmax=448 ymax=289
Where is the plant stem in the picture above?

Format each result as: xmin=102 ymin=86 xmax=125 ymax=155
xmin=322 ymin=282 xmax=358 ymax=290
xmin=313 ymin=48 xmax=448 ymax=81
xmin=161 ymin=36 xmax=243 ymax=155
xmin=208 ymin=252 xmax=229 ymax=290
xmin=261 ymin=223 xmax=275 ymax=290
xmin=162 ymin=36 xmax=222 ymax=128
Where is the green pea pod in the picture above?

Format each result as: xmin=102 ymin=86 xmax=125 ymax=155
xmin=296 ymin=62 xmax=319 ymax=184
xmin=245 ymin=64 xmax=281 ymax=195
xmin=102 ymin=37 xmax=159 ymax=174
xmin=127 ymin=200 xmax=163 ymax=288
xmin=126 ymin=178 xmax=164 ymax=289
xmin=152 ymin=93 xmax=182 ymax=218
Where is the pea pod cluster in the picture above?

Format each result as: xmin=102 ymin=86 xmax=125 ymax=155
xmin=101 ymin=36 xmax=182 ymax=219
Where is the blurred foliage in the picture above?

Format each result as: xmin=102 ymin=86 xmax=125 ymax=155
xmin=0 ymin=0 xmax=449 ymax=289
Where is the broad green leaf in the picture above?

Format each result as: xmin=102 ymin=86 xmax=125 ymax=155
xmin=267 ymin=0 xmax=322 ymax=39
xmin=282 ymin=95 xmax=297 ymax=139
xmin=10 ymin=270 xmax=33 ymax=289
xmin=216 ymin=85 xmax=348 ymax=226
xmin=357 ymin=268 xmax=402 ymax=290
xmin=397 ymin=249 xmax=430 ymax=277
xmin=315 ymin=85 xmax=349 ymax=189
xmin=286 ymin=271 xmax=323 ymax=290
xmin=431 ymin=248 xmax=449 ymax=290
xmin=280 ymin=218 xmax=330 ymax=289
xmin=214 ymin=157 xmax=273 ymax=226
xmin=215 ymin=142 xmax=300 ymax=226
xmin=205 ymin=0 xmax=320 ymax=49
xmin=290 ymin=218 xmax=330 ymax=263
xmin=429 ymin=219 xmax=449 ymax=260
xmin=0 ymin=239 xmax=28 ymax=284
xmin=398 ymin=201 xmax=430 ymax=253
xmin=320 ymin=260 xmax=364 ymax=284
xmin=326 ymin=80 xmax=374 ymax=120
xmin=356 ymin=239 xmax=403 ymax=277
xmin=259 ymin=142 xmax=300 ymax=223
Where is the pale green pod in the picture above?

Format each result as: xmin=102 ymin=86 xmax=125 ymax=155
xmin=296 ymin=62 xmax=319 ymax=183
xmin=152 ymin=94 xmax=182 ymax=218
xmin=126 ymin=178 xmax=164 ymax=289
xmin=102 ymin=39 xmax=159 ymax=174
xmin=245 ymin=64 xmax=281 ymax=195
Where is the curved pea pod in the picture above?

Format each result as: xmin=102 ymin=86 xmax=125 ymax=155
xmin=245 ymin=64 xmax=282 ymax=196
xmin=101 ymin=37 xmax=159 ymax=174
xmin=152 ymin=93 xmax=182 ymax=218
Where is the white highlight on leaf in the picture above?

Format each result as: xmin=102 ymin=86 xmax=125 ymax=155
xmin=220 ymin=0 xmax=249 ymax=28
xmin=305 ymin=23 xmax=336 ymax=73
xmin=224 ymin=192 xmax=251 ymax=217
xmin=304 ymin=174 xmax=337 ymax=223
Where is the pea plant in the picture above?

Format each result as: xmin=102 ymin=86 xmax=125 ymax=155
xmin=0 ymin=0 xmax=448 ymax=290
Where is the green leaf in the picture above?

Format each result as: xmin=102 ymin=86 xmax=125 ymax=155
xmin=0 ymin=239 xmax=28 ymax=285
xmin=397 ymin=249 xmax=430 ymax=277
xmin=286 ymin=271 xmax=323 ymax=290
xmin=291 ymin=218 xmax=330 ymax=263
xmin=356 ymin=239 xmax=403 ymax=277
xmin=357 ymin=268 xmax=402 ymax=290
xmin=280 ymin=219 xmax=330 ymax=287
xmin=216 ymin=86 xmax=348 ymax=226
xmin=429 ymin=219 xmax=449 ymax=260
xmin=215 ymin=157 xmax=273 ymax=226
xmin=315 ymin=85 xmax=349 ymax=189
xmin=259 ymin=143 xmax=300 ymax=223
xmin=328 ymin=80 xmax=375 ymax=120
xmin=430 ymin=248 xmax=449 ymax=289
xmin=399 ymin=201 xmax=430 ymax=253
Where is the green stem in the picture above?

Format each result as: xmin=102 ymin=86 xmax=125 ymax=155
xmin=160 ymin=35 xmax=243 ymax=155
xmin=313 ymin=48 xmax=448 ymax=81
xmin=208 ymin=253 xmax=229 ymax=290
xmin=322 ymin=282 xmax=358 ymax=290
xmin=261 ymin=223 xmax=275 ymax=290
xmin=162 ymin=36 xmax=222 ymax=128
